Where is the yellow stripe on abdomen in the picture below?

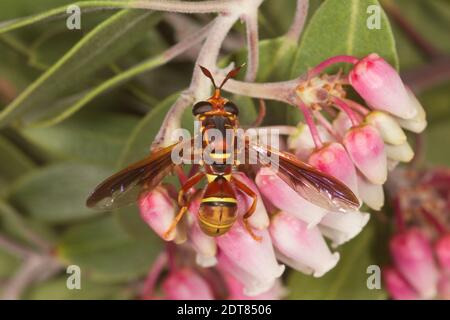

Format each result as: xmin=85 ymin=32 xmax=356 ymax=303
xmin=201 ymin=197 xmax=237 ymax=203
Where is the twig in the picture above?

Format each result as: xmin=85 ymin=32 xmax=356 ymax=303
xmin=1 ymin=255 xmax=48 ymax=300
xmin=0 ymin=233 xmax=33 ymax=258
xmin=285 ymin=0 xmax=309 ymax=42
xmin=131 ymin=0 xmax=238 ymax=14
xmin=244 ymin=9 xmax=260 ymax=81
xmin=403 ymin=56 xmax=450 ymax=94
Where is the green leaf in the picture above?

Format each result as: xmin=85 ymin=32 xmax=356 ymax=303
xmin=7 ymin=163 xmax=111 ymax=223
xmin=291 ymin=0 xmax=399 ymax=77
xmin=0 ymin=135 xmax=35 ymax=183
xmin=0 ymin=10 xmax=160 ymax=127
xmin=25 ymin=277 xmax=128 ymax=300
xmin=32 ymin=51 xmax=167 ymax=127
xmin=287 ymin=219 xmax=388 ymax=299
xmin=0 ymin=1 xmax=137 ymax=34
xmin=118 ymin=93 xmax=179 ymax=165
xmin=0 ymin=248 xmax=20 ymax=278
xmin=21 ymin=111 xmax=139 ymax=166
xmin=0 ymin=200 xmax=56 ymax=248
xmin=287 ymin=0 xmax=399 ymax=125
xmin=57 ymin=215 xmax=161 ymax=282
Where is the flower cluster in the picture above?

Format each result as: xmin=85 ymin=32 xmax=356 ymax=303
xmin=138 ymin=53 xmax=427 ymax=298
xmin=289 ymin=53 xmax=426 ymax=211
xmin=384 ymin=168 xmax=450 ymax=300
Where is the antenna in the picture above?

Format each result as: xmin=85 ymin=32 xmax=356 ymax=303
xmin=219 ymin=63 xmax=245 ymax=89
xmin=199 ymin=65 xmax=217 ymax=88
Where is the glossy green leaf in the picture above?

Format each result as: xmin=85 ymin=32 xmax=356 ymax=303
xmin=21 ymin=111 xmax=139 ymax=166
xmin=287 ymin=0 xmax=399 ymax=125
xmin=7 ymin=163 xmax=110 ymax=223
xmin=287 ymin=220 xmax=388 ymax=299
xmin=291 ymin=0 xmax=399 ymax=77
xmin=58 ymin=215 xmax=160 ymax=282
xmin=0 ymin=10 xmax=160 ymax=127
xmin=118 ymin=93 xmax=179 ymax=166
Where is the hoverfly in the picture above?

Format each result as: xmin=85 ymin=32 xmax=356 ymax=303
xmin=86 ymin=65 xmax=359 ymax=241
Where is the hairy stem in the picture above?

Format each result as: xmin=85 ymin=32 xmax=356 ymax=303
xmin=244 ymin=9 xmax=260 ymax=81
xmin=285 ymin=0 xmax=309 ymax=41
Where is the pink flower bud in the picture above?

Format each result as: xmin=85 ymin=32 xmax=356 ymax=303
xmin=233 ymin=172 xmax=269 ymax=230
xmin=349 ymin=53 xmax=417 ymax=119
xmin=390 ymin=229 xmax=439 ymax=299
xmin=224 ymin=273 xmax=285 ymax=300
xmin=356 ymin=173 xmax=384 ymax=210
xmin=288 ymin=123 xmax=332 ymax=160
xmin=217 ymin=250 xmax=282 ymax=296
xmin=256 ymin=167 xmax=327 ymax=227
xmin=435 ymin=234 xmax=450 ymax=272
xmin=343 ymin=124 xmax=387 ymax=185
xmin=395 ymin=88 xmax=427 ymax=133
xmin=188 ymin=219 xmax=218 ymax=267
xmin=308 ymin=142 xmax=358 ymax=196
xmin=319 ymin=210 xmax=370 ymax=247
xmin=269 ymin=212 xmax=339 ymax=277
xmin=216 ymin=223 xmax=284 ymax=296
xmin=383 ymin=267 xmax=420 ymax=300
xmin=332 ymin=111 xmax=352 ymax=140
xmin=162 ymin=268 xmax=214 ymax=300
xmin=139 ymin=187 xmax=177 ymax=241
xmin=385 ymin=141 xmax=414 ymax=163
xmin=438 ymin=275 xmax=450 ymax=300
xmin=365 ymin=111 xmax=407 ymax=145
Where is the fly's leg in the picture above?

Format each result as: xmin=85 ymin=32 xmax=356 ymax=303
xmin=232 ymin=177 xmax=262 ymax=242
xmin=163 ymin=172 xmax=205 ymax=239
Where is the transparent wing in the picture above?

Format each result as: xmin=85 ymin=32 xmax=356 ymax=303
xmin=246 ymin=142 xmax=360 ymax=212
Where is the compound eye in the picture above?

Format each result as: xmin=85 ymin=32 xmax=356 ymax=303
xmin=192 ymin=101 xmax=213 ymax=116
xmin=224 ymin=101 xmax=239 ymax=115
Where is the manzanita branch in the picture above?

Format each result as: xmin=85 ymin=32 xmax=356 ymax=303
xmin=244 ymin=9 xmax=260 ymax=82
xmin=152 ymin=0 xmax=266 ymax=149
xmin=285 ymin=0 xmax=309 ymax=42
xmin=0 ymin=233 xmax=33 ymax=258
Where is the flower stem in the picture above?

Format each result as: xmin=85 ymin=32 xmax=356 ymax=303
xmin=297 ymin=99 xmax=322 ymax=148
xmin=342 ymin=98 xmax=369 ymax=116
xmin=421 ymin=207 xmax=447 ymax=235
xmin=244 ymin=9 xmax=260 ymax=82
xmin=308 ymin=55 xmax=359 ymax=78
xmin=331 ymin=96 xmax=360 ymax=126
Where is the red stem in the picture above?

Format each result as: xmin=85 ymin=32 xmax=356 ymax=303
xmin=140 ymin=252 xmax=167 ymax=299
xmin=331 ymin=96 xmax=360 ymax=126
xmin=297 ymin=99 xmax=322 ymax=149
xmin=308 ymin=55 xmax=359 ymax=78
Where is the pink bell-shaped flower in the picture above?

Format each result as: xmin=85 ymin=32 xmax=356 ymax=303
xmin=139 ymin=186 xmax=177 ymax=241
xmin=390 ymin=229 xmax=439 ymax=299
xmin=349 ymin=53 xmax=417 ymax=119
xmin=256 ymin=167 xmax=327 ymax=227
xmin=162 ymin=268 xmax=214 ymax=300
xmin=383 ymin=267 xmax=420 ymax=300
xmin=308 ymin=142 xmax=358 ymax=195
xmin=216 ymin=223 xmax=284 ymax=296
xmin=269 ymin=211 xmax=339 ymax=277
xmin=343 ymin=124 xmax=387 ymax=185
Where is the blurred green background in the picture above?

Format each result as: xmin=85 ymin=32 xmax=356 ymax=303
xmin=0 ymin=0 xmax=449 ymax=299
